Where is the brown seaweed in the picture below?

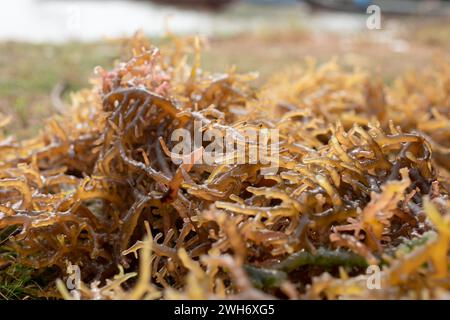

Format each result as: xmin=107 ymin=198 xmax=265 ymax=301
xmin=0 ymin=34 xmax=449 ymax=300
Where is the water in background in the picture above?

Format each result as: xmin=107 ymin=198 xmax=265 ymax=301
xmin=0 ymin=0 xmax=369 ymax=43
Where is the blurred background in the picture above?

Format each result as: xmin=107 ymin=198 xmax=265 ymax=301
xmin=0 ymin=0 xmax=449 ymax=138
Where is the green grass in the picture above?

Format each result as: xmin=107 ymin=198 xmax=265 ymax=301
xmin=0 ymin=228 xmax=39 ymax=299
xmin=0 ymin=41 xmax=121 ymax=138
xmin=0 ymin=227 xmax=58 ymax=300
xmin=0 ymin=264 xmax=43 ymax=300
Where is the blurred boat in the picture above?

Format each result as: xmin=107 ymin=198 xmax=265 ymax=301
xmin=147 ymin=0 xmax=236 ymax=10
xmin=304 ymin=0 xmax=450 ymax=16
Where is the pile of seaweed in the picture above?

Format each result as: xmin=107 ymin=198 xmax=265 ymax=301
xmin=0 ymin=34 xmax=449 ymax=300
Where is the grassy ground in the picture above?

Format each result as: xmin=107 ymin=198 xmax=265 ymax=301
xmin=0 ymin=227 xmax=44 ymax=299
xmin=0 ymin=41 xmax=120 ymax=138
